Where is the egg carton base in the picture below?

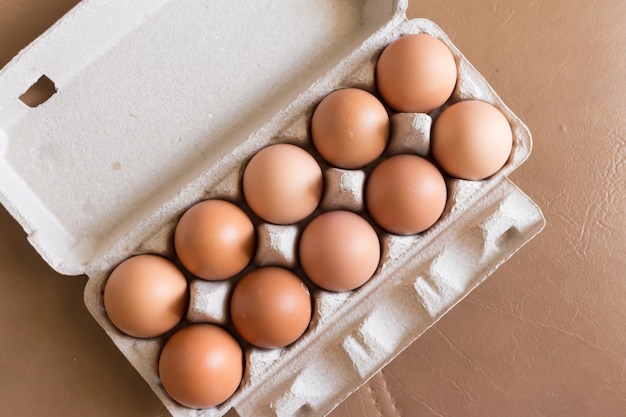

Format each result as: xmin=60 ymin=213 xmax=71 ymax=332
xmin=84 ymin=177 xmax=544 ymax=417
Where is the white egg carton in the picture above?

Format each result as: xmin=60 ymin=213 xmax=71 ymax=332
xmin=0 ymin=1 xmax=545 ymax=416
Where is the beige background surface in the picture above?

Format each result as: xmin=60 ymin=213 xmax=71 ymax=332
xmin=1 ymin=1 xmax=625 ymax=416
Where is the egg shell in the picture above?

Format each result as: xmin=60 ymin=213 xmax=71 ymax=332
xmin=243 ymin=144 xmax=323 ymax=225
xmin=431 ymin=100 xmax=514 ymax=180
xmin=299 ymin=210 xmax=381 ymax=292
xmin=376 ymin=33 xmax=457 ymax=113
xmin=174 ymin=199 xmax=256 ymax=281
xmin=311 ymin=88 xmax=390 ymax=169
xmin=230 ymin=266 xmax=312 ymax=349
xmin=103 ymin=254 xmax=188 ymax=339
xmin=365 ymin=154 xmax=447 ymax=235
xmin=159 ymin=324 xmax=243 ymax=409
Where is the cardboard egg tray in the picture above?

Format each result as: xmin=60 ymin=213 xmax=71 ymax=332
xmin=0 ymin=0 xmax=545 ymax=416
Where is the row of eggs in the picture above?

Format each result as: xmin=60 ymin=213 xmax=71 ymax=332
xmin=102 ymin=33 xmax=513 ymax=409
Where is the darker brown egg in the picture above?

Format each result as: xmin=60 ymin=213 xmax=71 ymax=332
xmin=159 ymin=324 xmax=243 ymax=409
xmin=230 ymin=266 xmax=312 ymax=349
xmin=366 ymin=154 xmax=447 ymax=235
xmin=299 ymin=210 xmax=381 ymax=292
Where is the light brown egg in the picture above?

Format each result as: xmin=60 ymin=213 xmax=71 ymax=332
xmin=431 ymin=100 xmax=513 ymax=180
xmin=243 ymin=144 xmax=323 ymax=225
xmin=311 ymin=88 xmax=389 ymax=169
xmin=103 ymin=254 xmax=188 ymax=338
xmin=159 ymin=324 xmax=243 ymax=409
xmin=299 ymin=210 xmax=380 ymax=292
xmin=376 ymin=34 xmax=457 ymax=113
xmin=230 ymin=266 xmax=312 ymax=349
xmin=174 ymin=199 xmax=255 ymax=281
xmin=366 ymin=154 xmax=447 ymax=235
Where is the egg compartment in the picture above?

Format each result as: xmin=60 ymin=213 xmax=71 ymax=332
xmin=0 ymin=1 xmax=544 ymax=416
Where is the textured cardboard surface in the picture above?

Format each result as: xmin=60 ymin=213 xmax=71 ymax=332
xmin=0 ymin=1 xmax=543 ymax=415
xmin=3 ymin=1 xmax=623 ymax=417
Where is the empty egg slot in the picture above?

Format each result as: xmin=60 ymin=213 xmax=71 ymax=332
xmin=387 ymin=112 xmax=432 ymax=157
xmin=19 ymin=74 xmax=57 ymax=107
xmin=320 ymin=168 xmax=365 ymax=211
xmin=254 ymin=223 xmax=299 ymax=267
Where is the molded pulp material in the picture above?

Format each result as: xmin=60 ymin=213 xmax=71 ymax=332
xmin=0 ymin=1 xmax=544 ymax=416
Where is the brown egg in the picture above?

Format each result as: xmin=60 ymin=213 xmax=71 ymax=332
xmin=366 ymin=155 xmax=447 ymax=235
xmin=230 ymin=266 xmax=311 ymax=349
xmin=299 ymin=210 xmax=380 ymax=292
xmin=174 ymin=199 xmax=255 ymax=281
xmin=311 ymin=88 xmax=389 ymax=169
xmin=243 ymin=144 xmax=323 ymax=224
xmin=103 ymin=254 xmax=188 ymax=338
xmin=159 ymin=324 xmax=243 ymax=409
xmin=376 ymin=34 xmax=457 ymax=113
xmin=431 ymin=100 xmax=513 ymax=180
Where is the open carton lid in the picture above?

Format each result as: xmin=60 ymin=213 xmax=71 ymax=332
xmin=0 ymin=0 xmax=407 ymax=275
